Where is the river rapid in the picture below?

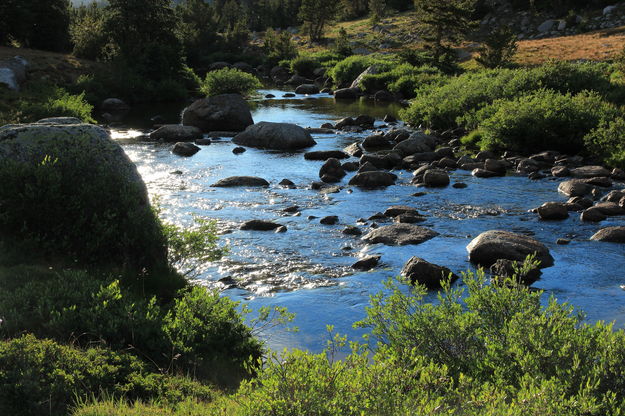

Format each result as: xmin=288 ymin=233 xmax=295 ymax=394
xmin=113 ymin=90 xmax=625 ymax=352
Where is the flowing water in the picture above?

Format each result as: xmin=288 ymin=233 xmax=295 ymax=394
xmin=113 ymin=90 xmax=625 ymax=352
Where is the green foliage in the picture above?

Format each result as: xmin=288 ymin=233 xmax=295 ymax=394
xmin=585 ymin=117 xmax=625 ymax=169
xmin=0 ymin=0 xmax=71 ymax=51
xmin=0 ymin=335 xmax=214 ymax=416
xmin=290 ymin=56 xmax=320 ymax=77
xmin=298 ymin=0 xmax=340 ymax=42
xmin=104 ymin=0 xmax=183 ymax=81
xmin=0 ymin=265 xmax=263 ymax=385
xmin=0 ymin=81 xmax=95 ymax=125
xmin=175 ymin=0 xmax=218 ymax=68
xmin=329 ymin=55 xmax=388 ymax=87
xmin=229 ymin=261 xmax=625 ymax=415
xmin=71 ymin=65 xmax=191 ymax=104
xmin=401 ymin=61 xmax=624 ymax=130
xmin=468 ymin=90 xmax=618 ymax=153
xmin=70 ymin=2 xmax=110 ymax=60
xmin=200 ymin=68 xmax=262 ymax=97
xmin=359 ymin=63 xmax=444 ymax=98
xmin=476 ymin=26 xmax=518 ymax=69
xmin=333 ymin=28 xmax=353 ymax=57
xmin=163 ymin=287 xmax=263 ymax=384
xmin=264 ymin=29 xmax=299 ymax=64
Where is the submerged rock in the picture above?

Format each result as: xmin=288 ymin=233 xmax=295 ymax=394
xmin=352 ymin=255 xmax=381 ymax=271
xmin=172 ymin=142 xmax=200 ymax=157
xmin=211 ymin=176 xmax=269 ymax=187
xmin=150 ymin=125 xmax=202 ymax=142
xmin=240 ymin=220 xmax=283 ymax=231
xmin=362 ymin=224 xmax=438 ymax=246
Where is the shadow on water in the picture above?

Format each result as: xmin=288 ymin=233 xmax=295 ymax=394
xmin=114 ymin=90 xmax=625 ymax=353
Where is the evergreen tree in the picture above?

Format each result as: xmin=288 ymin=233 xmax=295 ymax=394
xmin=105 ymin=0 xmax=182 ymax=80
xmin=175 ymin=0 xmax=218 ymax=67
xmin=298 ymin=0 xmax=339 ymax=42
xmin=0 ymin=0 xmax=71 ymax=52
xmin=476 ymin=26 xmax=518 ymax=68
xmin=369 ymin=0 xmax=386 ymax=24
xmin=413 ymin=0 xmax=477 ymax=61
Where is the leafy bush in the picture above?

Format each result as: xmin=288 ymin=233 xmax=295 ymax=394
xmin=401 ymin=61 xmax=624 ymax=130
xmin=200 ymin=68 xmax=262 ymax=97
xmin=290 ymin=55 xmax=320 ymax=77
xmin=585 ymin=117 xmax=625 ymax=169
xmin=163 ymin=287 xmax=263 ymax=385
xmin=0 ymin=81 xmax=94 ymax=125
xmin=471 ymin=90 xmax=618 ymax=153
xmin=328 ymin=55 xmax=389 ymax=87
xmin=0 ymin=266 xmax=262 ymax=385
xmin=0 ymin=335 xmax=214 ymax=416
xmin=359 ymin=63 xmax=444 ymax=98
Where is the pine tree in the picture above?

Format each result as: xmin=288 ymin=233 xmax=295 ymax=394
xmin=476 ymin=26 xmax=518 ymax=68
xmin=298 ymin=0 xmax=339 ymax=42
xmin=413 ymin=0 xmax=477 ymax=61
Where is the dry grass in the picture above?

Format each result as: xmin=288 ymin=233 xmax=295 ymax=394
xmin=515 ymin=27 xmax=625 ymax=65
xmin=0 ymin=46 xmax=101 ymax=85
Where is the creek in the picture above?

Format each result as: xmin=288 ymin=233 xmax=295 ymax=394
xmin=113 ymin=89 xmax=625 ymax=352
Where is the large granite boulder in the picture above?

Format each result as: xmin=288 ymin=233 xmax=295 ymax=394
xmin=0 ymin=56 xmax=28 ymax=91
xmin=466 ymin=230 xmax=554 ymax=268
xmin=232 ymin=122 xmax=316 ymax=150
xmin=182 ymin=94 xmax=253 ymax=132
xmin=0 ymin=121 xmax=167 ymax=272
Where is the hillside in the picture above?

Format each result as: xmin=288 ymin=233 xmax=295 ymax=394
xmin=293 ymin=6 xmax=625 ymax=65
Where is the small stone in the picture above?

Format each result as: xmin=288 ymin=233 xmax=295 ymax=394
xmin=320 ymin=215 xmax=339 ymax=225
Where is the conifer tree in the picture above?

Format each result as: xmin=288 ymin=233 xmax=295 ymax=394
xmin=413 ymin=0 xmax=477 ymax=61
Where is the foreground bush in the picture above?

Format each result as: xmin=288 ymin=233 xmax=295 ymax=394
xmin=200 ymin=68 xmax=261 ymax=97
xmin=359 ymin=63 xmax=444 ymax=98
xmin=0 ymin=266 xmax=262 ymax=386
xmin=0 ymin=335 xmax=214 ymax=416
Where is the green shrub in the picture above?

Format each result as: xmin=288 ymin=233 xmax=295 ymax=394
xmin=233 ymin=262 xmax=625 ymax=415
xmin=163 ymin=287 xmax=263 ymax=385
xmin=328 ymin=55 xmax=389 ymax=87
xmin=585 ymin=117 xmax=625 ymax=169
xmin=401 ymin=61 xmax=624 ymax=130
xmin=290 ymin=55 xmax=320 ymax=77
xmin=0 ymin=335 xmax=214 ymax=416
xmin=0 ymin=265 xmax=262 ymax=386
xmin=358 ymin=63 xmax=444 ymax=97
xmin=474 ymin=90 xmax=618 ymax=153
xmin=0 ymin=81 xmax=94 ymax=125
xmin=200 ymin=68 xmax=262 ymax=97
